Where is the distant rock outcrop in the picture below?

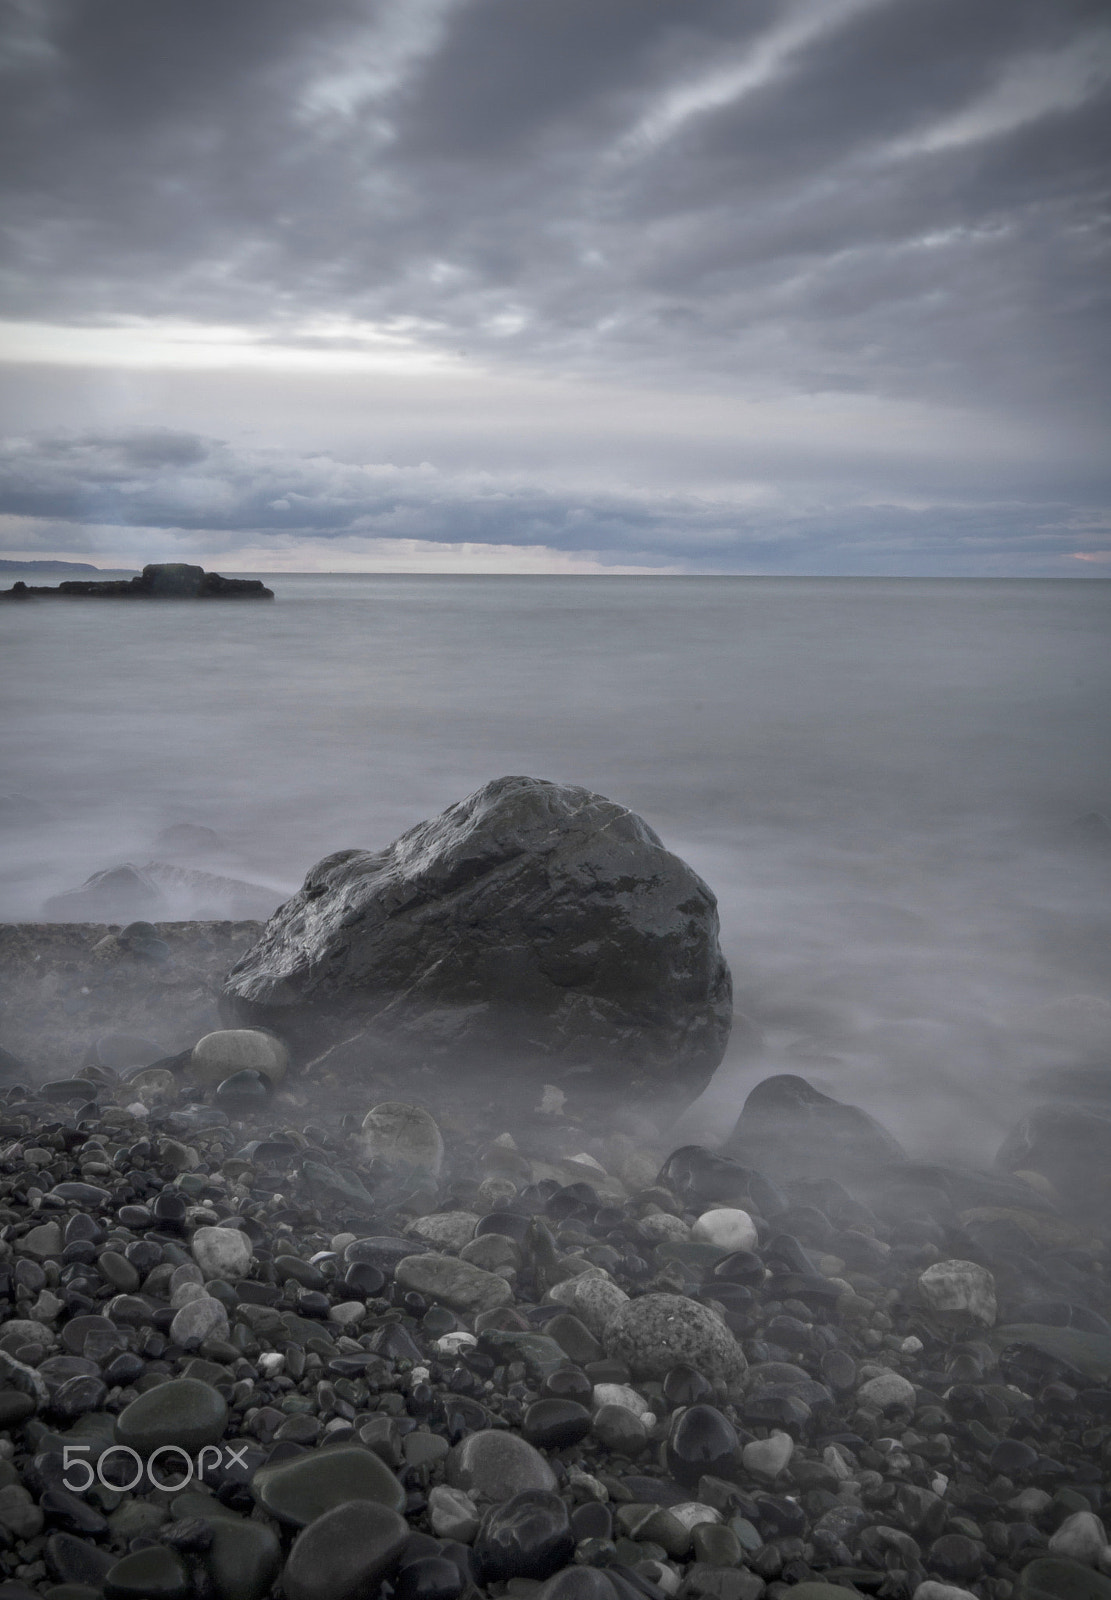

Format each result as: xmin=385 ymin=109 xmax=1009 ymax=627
xmin=1 ymin=562 xmax=273 ymax=600
xmin=221 ymin=775 xmax=733 ymax=1100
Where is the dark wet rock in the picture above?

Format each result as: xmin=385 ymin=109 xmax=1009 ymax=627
xmin=523 ymin=1397 xmax=593 ymax=1448
xmin=222 ymin=776 xmax=733 ymax=1098
xmin=104 ymin=1545 xmax=190 ymax=1600
xmin=252 ymin=1443 xmax=406 ymax=1526
xmin=475 ymin=1489 xmax=575 ymax=1583
xmin=393 ymin=1555 xmax=466 ymax=1600
xmin=115 ymin=1378 xmax=228 ymax=1454
xmin=214 ymin=1068 xmax=273 ymax=1112
xmin=666 ymin=1404 xmax=740 ymax=1486
xmin=283 ymin=1500 xmax=410 ymax=1600
xmin=723 ymin=1074 xmax=906 ymax=1183
xmin=1015 ymin=1558 xmax=1111 ymax=1600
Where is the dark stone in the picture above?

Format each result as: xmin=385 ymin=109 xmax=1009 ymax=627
xmin=1015 ymin=1558 xmax=1111 ymax=1600
xmin=251 ymin=1443 xmax=405 ymax=1526
xmin=927 ymin=1533 xmax=986 ymax=1582
xmin=393 ymin=1556 xmax=466 ymax=1600
xmin=104 ymin=1545 xmax=190 ymax=1600
xmin=475 ymin=1489 xmax=575 ymax=1583
xmin=723 ymin=1075 xmax=906 ymax=1183
xmin=214 ymin=1070 xmax=272 ymax=1113
xmin=221 ymin=776 xmax=732 ymax=1098
xmin=283 ymin=1501 xmax=409 ymax=1600
xmin=523 ymin=1398 xmax=593 ymax=1449
xmin=666 ymin=1404 xmax=740 ymax=1487
xmin=115 ymin=1378 xmax=228 ymax=1454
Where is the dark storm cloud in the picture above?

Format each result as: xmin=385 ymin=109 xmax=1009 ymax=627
xmin=0 ymin=0 xmax=1108 ymax=570
xmin=1 ymin=427 xmax=1103 ymax=575
xmin=1 ymin=0 xmax=1107 ymax=395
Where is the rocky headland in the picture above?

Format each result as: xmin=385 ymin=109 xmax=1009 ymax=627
xmin=0 ymin=779 xmax=1108 ymax=1600
xmin=0 ymin=563 xmax=273 ymax=601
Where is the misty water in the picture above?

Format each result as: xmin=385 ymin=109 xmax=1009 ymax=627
xmin=3 ymin=575 xmax=1110 ymax=1166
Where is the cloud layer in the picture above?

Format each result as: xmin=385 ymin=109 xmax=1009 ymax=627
xmin=0 ymin=0 xmax=1108 ymax=570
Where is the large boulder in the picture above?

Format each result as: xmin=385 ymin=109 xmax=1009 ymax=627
xmin=221 ymin=776 xmax=732 ymax=1099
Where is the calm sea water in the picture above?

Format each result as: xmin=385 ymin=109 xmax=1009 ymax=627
xmin=4 ymin=575 xmax=1110 ymax=1155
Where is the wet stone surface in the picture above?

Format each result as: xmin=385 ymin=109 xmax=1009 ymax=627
xmin=0 ymin=1052 xmax=1107 ymax=1600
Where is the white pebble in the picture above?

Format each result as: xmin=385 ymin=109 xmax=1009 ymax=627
xmin=917 ymin=1259 xmax=996 ymax=1325
xmin=742 ymin=1430 xmax=794 ymax=1481
xmin=669 ymin=1503 xmax=722 ymax=1532
xmin=691 ymin=1207 xmax=758 ymax=1252
xmin=435 ymin=1332 xmax=478 ymax=1357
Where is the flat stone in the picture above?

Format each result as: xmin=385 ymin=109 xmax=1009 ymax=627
xmin=252 ymin=1444 xmax=405 ymax=1527
xmin=742 ymin=1429 xmax=794 ymax=1481
xmin=407 ymin=1211 xmax=478 ymax=1251
xmin=115 ymin=1378 xmax=228 ymax=1454
xmin=395 ymin=1252 xmax=514 ymax=1315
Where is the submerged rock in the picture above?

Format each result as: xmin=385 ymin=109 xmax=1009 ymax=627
xmin=221 ymin=776 xmax=733 ymax=1099
xmin=723 ymin=1073 xmax=906 ymax=1183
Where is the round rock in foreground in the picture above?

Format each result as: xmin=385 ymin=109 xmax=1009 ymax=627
xmin=604 ymin=1293 xmax=747 ymax=1393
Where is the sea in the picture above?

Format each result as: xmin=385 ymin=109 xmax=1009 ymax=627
xmin=3 ymin=574 xmax=1110 ymax=1159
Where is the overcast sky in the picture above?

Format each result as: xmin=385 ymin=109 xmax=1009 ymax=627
xmin=1 ymin=0 xmax=1108 ymax=574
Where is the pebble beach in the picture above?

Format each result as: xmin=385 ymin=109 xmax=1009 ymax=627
xmin=0 ymin=922 xmax=1109 ymax=1600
